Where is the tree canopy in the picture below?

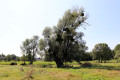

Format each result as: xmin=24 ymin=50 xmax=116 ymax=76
xmin=92 ymin=43 xmax=112 ymax=63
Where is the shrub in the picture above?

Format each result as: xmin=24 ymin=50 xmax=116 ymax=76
xmin=81 ymin=62 xmax=92 ymax=67
xmin=10 ymin=62 xmax=17 ymax=65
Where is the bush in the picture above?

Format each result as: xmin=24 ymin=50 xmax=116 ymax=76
xmin=81 ymin=62 xmax=92 ymax=67
xmin=10 ymin=62 xmax=17 ymax=65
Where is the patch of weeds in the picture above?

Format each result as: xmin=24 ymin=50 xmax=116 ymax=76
xmin=20 ymin=67 xmax=24 ymax=72
xmin=38 ymin=68 xmax=47 ymax=75
xmin=24 ymin=68 xmax=34 ymax=79
xmin=83 ymin=74 xmax=106 ymax=80
xmin=0 ymin=74 xmax=9 ymax=77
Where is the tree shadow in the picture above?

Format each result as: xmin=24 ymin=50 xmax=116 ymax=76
xmin=63 ymin=64 xmax=120 ymax=70
xmin=86 ymin=65 xmax=119 ymax=70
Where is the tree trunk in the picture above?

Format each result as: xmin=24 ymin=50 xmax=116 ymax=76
xmin=55 ymin=59 xmax=63 ymax=68
xmin=30 ymin=49 xmax=35 ymax=65
xmin=24 ymin=60 xmax=26 ymax=64
xmin=30 ymin=55 xmax=34 ymax=64
xmin=104 ymin=60 xmax=106 ymax=63
xmin=30 ymin=55 xmax=33 ymax=64
xmin=100 ymin=58 xmax=102 ymax=63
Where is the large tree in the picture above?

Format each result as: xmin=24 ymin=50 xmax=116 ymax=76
xmin=20 ymin=36 xmax=39 ymax=64
xmin=39 ymin=8 xmax=88 ymax=68
xmin=92 ymin=43 xmax=112 ymax=63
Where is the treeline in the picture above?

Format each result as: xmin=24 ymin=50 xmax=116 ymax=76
xmin=0 ymin=53 xmax=40 ymax=62
xmin=0 ymin=54 xmax=20 ymax=61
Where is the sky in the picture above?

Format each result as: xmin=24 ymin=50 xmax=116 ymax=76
xmin=0 ymin=0 xmax=120 ymax=56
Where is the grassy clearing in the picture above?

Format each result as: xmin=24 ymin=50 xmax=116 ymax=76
xmin=0 ymin=61 xmax=120 ymax=80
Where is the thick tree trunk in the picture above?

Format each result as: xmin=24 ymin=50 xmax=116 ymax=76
xmin=30 ymin=49 xmax=35 ymax=65
xmin=24 ymin=60 xmax=26 ymax=64
xmin=30 ymin=60 xmax=33 ymax=64
xmin=55 ymin=59 xmax=63 ymax=68
xmin=30 ymin=55 xmax=34 ymax=64
xmin=104 ymin=60 xmax=106 ymax=63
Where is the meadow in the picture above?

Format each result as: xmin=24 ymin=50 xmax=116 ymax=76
xmin=0 ymin=61 xmax=120 ymax=80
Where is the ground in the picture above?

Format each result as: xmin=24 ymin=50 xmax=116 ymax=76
xmin=0 ymin=61 xmax=120 ymax=80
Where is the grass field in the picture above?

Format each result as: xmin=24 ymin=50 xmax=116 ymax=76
xmin=0 ymin=61 xmax=120 ymax=80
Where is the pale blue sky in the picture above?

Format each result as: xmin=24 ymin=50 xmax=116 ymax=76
xmin=0 ymin=0 xmax=120 ymax=56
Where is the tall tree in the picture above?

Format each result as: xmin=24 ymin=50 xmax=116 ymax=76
xmin=29 ymin=36 xmax=39 ymax=64
xmin=92 ymin=43 xmax=112 ymax=63
xmin=39 ymin=8 xmax=88 ymax=68
xmin=20 ymin=36 xmax=39 ymax=64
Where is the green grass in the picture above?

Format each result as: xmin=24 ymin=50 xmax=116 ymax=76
xmin=0 ymin=60 xmax=120 ymax=80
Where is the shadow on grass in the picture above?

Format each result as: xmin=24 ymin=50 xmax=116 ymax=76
xmin=71 ymin=64 xmax=120 ymax=70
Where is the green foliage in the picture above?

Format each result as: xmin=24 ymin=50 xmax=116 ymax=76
xmin=114 ymin=44 xmax=120 ymax=53
xmin=0 ymin=53 xmax=20 ymax=61
xmin=92 ymin=43 xmax=112 ymax=63
xmin=44 ymin=52 xmax=53 ymax=61
xmin=114 ymin=44 xmax=120 ymax=59
xmin=20 ymin=35 xmax=39 ymax=64
xmin=20 ymin=54 xmax=27 ymax=65
xmin=39 ymin=7 xmax=88 ymax=68
xmin=80 ymin=52 xmax=92 ymax=61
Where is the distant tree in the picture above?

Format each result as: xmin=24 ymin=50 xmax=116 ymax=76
xmin=114 ymin=44 xmax=120 ymax=59
xmin=0 ymin=53 xmax=5 ymax=61
xmin=21 ymin=54 xmax=27 ymax=64
xmin=5 ymin=54 xmax=19 ymax=61
xmin=92 ymin=43 xmax=112 ymax=63
xmin=114 ymin=44 xmax=120 ymax=53
xmin=6 ymin=54 xmax=12 ymax=61
xmin=20 ymin=36 xmax=39 ymax=64
xmin=39 ymin=8 xmax=88 ymax=68
xmin=11 ymin=54 xmax=17 ymax=60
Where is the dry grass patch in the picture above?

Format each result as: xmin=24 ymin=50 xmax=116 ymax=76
xmin=49 ymin=71 xmax=81 ymax=80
